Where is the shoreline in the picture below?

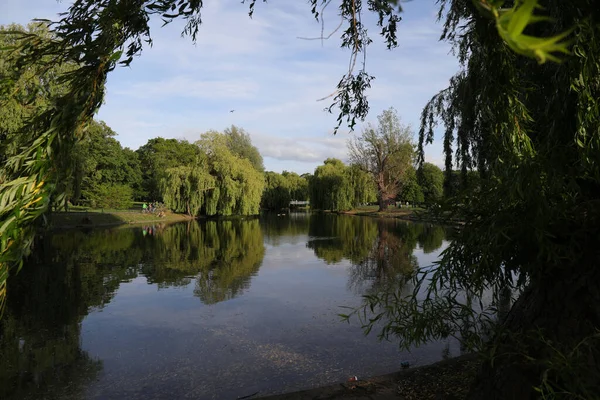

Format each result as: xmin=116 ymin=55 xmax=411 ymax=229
xmin=44 ymin=210 xmax=195 ymax=230
xmin=338 ymin=207 xmax=463 ymax=226
xmin=257 ymin=354 xmax=480 ymax=400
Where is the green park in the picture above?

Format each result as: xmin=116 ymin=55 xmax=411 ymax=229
xmin=1 ymin=1 xmax=598 ymax=399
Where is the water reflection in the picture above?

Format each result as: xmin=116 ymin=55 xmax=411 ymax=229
xmin=260 ymin=211 xmax=311 ymax=246
xmin=141 ymin=219 xmax=265 ymax=304
xmin=0 ymin=242 xmax=105 ymax=399
xmin=0 ymin=215 xmax=454 ymax=399
xmin=307 ymin=216 xmax=452 ymax=293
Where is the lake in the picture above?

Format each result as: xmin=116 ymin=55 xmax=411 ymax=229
xmin=0 ymin=213 xmax=463 ymax=399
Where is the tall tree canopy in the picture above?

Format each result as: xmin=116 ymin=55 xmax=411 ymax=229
xmin=70 ymin=120 xmax=142 ymax=206
xmin=0 ymin=0 xmax=591 ymax=396
xmin=348 ymin=107 xmax=414 ymax=211
xmin=261 ymin=172 xmax=292 ymax=211
xmin=310 ymin=158 xmax=375 ymax=211
xmin=195 ymin=131 xmax=265 ymax=216
xmin=281 ymin=171 xmax=310 ymax=202
xmin=417 ymin=162 xmax=444 ymax=204
xmin=136 ymin=138 xmax=201 ymax=201
xmin=261 ymin=171 xmax=310 ymax=211
xmin=158 ymin=131 xmax=265 ymax=216
xmin=223 ymin=125 xmax=264 ymax=172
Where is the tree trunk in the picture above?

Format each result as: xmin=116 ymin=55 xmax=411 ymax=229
xmin=377 ymin=173 xmax=387 ymax=212
xmin=468 ymin=264 xmax=600 ymax=399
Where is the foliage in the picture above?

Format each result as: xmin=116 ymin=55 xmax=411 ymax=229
xmin=476 ymin=0 xmax=573 ymax=64
xmin=160 ymin=165 xmax=215 ymax=216
xmin=261 ymin=170 xmax=311 ymax=210
xmin=443 ymin=170 xmax=481 ymax=199
xmin=223 ymin=125 xmax=264 ymax=172
xmin=0 ymin=23 xmax=74 ymax=166
xmin=309 ymin=158 xmax=375 ymax=211
xmin=399 ymin=167 xmax=424 ymax=204
xmin=0 ymin=22 xmax=80 ymax=313
xmin=417 ymin=162 xmax=443 ymax=203
xmin=282 ymin=170 xmax=309 ymax=201
xmin=348 ymin=107 xmax=414 ymax=210
xmin=71 ymin=120 xmax=142 ymax=205
xmin=196 ymin=131 xmax=265 ymax=216
xmin=262 ymin=171 xmax=292 ymax=210
xmin=346 ymin=164 xmax=378 ymax=206
xmin=85 ymin=183 xmax=134 ymax=210
xmin=347 ymin=1 xmax=598 ymax=397
xmin=137 ymin=138 xmax=201 ymax=201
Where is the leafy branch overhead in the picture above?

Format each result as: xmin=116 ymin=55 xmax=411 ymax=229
xmin=474 ymin=0 xmax=573 ymax=63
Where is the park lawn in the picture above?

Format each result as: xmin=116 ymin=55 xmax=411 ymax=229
xmin=343 ymin=205 xmax=424 ymax=218
xmin=49 ymin=210 xmax=193 ymax=229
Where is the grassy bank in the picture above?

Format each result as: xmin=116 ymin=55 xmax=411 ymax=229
xmin=259 ymin=354 xmax=480 ymax=400
xmin=342 ymin=205 xmax=423 ymax=219
xmin=341 ymin=205 xmax=463 ymax=226
xmin=47 ymin=210 xmax=194 ymax=229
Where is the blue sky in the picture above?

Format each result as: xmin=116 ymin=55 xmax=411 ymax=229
xmin=1 ymin=0 xmax=459 ymax=174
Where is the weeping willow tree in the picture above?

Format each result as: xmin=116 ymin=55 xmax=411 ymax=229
xmin=349 ymin=1 xmax=600 ymax=398
xmin=160 ymin=166 xmax=215 ymax=216
xmin=196 ymin=131 xmax=265 ymax=216
xmin=310 ymin=158 xmax=375 ymax=211
xmin=261 ymin=171 xmax=292 ymax=210
xmin=0 ymin=0 xmax=592 ymax=396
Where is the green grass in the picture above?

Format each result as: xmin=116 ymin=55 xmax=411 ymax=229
xmin=48 ymin=209 xmax=193 ymax=229
xmin=344 ymin=205 xmax=424 ymax=217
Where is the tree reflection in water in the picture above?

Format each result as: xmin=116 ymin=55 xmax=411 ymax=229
xmin=0 ymin=215 xmax=450 ymax=399
xmin=307 ymin=215 xmax=450 ymax=294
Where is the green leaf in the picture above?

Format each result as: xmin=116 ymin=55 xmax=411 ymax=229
xmin=109 ymin=50 xmax=123 ymax=62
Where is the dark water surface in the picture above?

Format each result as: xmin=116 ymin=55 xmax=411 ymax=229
xmin=0 ymin=213 xmax=461 ymax=399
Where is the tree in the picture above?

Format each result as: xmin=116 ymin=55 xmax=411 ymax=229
xmin=86 ymin=183 xmax=134 ymax=210
xmin=281 ymin=171 xmax=309 ymax=201
xmin=261 ymin=172 xmax=292 ymax=210
xmin=70 ymin=120 xmax=142 ymax=205
xmin=196 ymin=131 xmax=265 ymax=216
xmin=348 ymin=108 xmax=414 ymax=211
xmin=359 ymin=3 xmax=600 ymax=399
xmin=160 ymin=165 xmax=215 ymax=216
xmin=0 ymin=23 xmax=74 ymax=166
xmin=309 ymin=159 xmax=375 ymax=211
xmin=136 ymin=138 xmax=201 ymax=201
xmin=310 ymin=159 xmax=353 ymax=211
xmin=417 ymin=163 xmax=443 ymax=204
xmin=399 ymin=167 xmax=424 ymax=204
xmin=346 ymin=164 xmax=378 ymax=206
xmin=223 ymin=125 xmax=264 ymax=172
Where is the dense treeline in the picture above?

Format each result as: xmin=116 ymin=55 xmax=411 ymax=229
xmin=62 ymin=117 xmax=453 ymax=215
xmin=0 ymin=24 xmax=452 ymax=219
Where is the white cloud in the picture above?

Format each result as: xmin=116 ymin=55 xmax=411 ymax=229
xmin=115 ymin=76 xmax=260 ymax=99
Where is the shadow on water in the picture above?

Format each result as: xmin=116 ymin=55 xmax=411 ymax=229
xmin=0 ymin=219 xmax=265 ymax=399
xmin=0 ymin=214 xmax=456 ymax=399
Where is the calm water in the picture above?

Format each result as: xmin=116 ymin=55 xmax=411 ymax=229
xmin=0 ymin=213 xmax=461 ymax=399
